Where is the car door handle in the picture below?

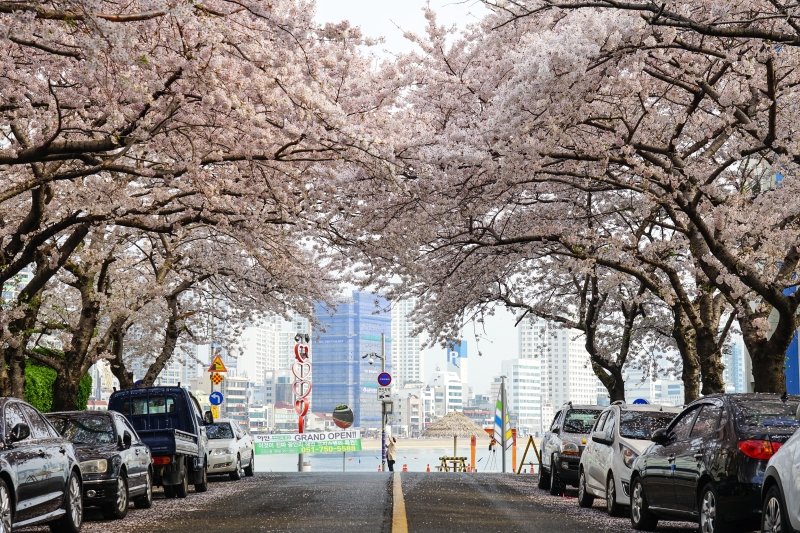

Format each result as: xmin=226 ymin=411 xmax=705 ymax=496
xmin=38 ymin=449 xmax=46 ymax=457
xmin=59 ymin=447 xmax=66 ymax=454
xmin=694 ymin=453 xmax=703 ymax=460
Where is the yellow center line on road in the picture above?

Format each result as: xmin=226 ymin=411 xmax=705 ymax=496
xmin=392 ymin=472 xmax=409 ymax=533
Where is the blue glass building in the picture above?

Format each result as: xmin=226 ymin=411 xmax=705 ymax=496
xmin=312 ymin=291 xmax=392 ymax=428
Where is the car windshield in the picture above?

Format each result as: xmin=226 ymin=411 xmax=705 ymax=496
xmin=563 ymin=409 xmax=600 ymax=434
xmin=735 ymin=399 xmax=800 ymax=428
xmin=48 ymin=416 xmax=115 ymax=445
xmin=206 ymin=423 xmax=234 ymax=439
xmin=619 ymin=411 xmax=676 ymax=439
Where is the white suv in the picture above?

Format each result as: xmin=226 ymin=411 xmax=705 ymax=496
xmin=578 ymin=402 xmax=681 ymax=515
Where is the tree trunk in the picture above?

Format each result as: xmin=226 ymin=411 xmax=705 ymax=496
xmin=141 ymin=295 xmax=182 ymax=387
xmin=694 ymin=327 xmax=726 ymax=395
xmin=739 ymin=307 xmax=794 ymax=393
xmin=592 ymin=362 xmax=625 ymax=402
xmin=672 ymin=307 xmax=700 ymax=403
xmin=51 ymin=371 xmax=83 ymax=412
xmin=107 ymin=327 xmax=135 ymax=390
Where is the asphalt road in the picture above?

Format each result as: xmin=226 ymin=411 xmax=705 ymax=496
xmin=19 ymin=473 xmax=701 ymax=533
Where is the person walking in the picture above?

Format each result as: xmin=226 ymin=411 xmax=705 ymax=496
xmin=386 ymin=437 xmax=397 ymax=472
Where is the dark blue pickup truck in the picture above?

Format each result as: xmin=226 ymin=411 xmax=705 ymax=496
xmin=108 ymin=386 xmax=211 ymax=498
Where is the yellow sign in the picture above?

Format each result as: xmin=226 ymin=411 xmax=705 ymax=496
xmin=211 ymin=405 xmax=220 ymax=419
xmin=210 ymin=373 xmax=224 ymax=385
xmin=208 ymin=355 xmax=228 ymax=373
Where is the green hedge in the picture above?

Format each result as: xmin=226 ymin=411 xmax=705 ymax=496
xmin=24 ymin=362 xmax=92 ymax=412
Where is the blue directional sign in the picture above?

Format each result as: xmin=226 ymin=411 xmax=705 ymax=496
xmin=377 ymin=372 xmax=392 ymax=386
xmin=209 ymin=391 xmax=224 ymax=406
xmin=632 ymin=398 xmax=649 ymax=405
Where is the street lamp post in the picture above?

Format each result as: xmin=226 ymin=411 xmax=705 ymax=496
xmin=363 ymin=332 xmax=387 ymax=472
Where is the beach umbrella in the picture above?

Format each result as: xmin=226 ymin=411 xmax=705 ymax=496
xmin=422 ymin=410 xmax=488 ymax=457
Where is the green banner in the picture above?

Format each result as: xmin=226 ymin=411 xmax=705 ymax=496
xmin=255 ymin=438 xmax=362 ymax=455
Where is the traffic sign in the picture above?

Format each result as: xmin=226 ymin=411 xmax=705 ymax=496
xmin=210 ymin=373 xmax=224 ymax=385
xmin=377 ymin=372 xmax=392 ymax=386
xmin=377 ymin=386 xmax=391 ymax=402
xmin=210 ymin=405 xmax=220 ymax=419
xmin=632 ymin=398 xmax=649 ymax=405
xmin=208 ymin=354 xmax=228 ymax=373
xmin=209 ymin=391 xmax=224 ymax=406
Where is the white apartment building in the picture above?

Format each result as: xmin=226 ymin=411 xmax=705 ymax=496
xmin=391 ymin=298 xmax=424 ymax=387
xmin=501 ymin=359 xmax=542 ymax=436
xmin=518 ymin=317 xmax=600 ymax=408
xmin=234 ymin=313 xmax=312 ymax=383
xmin=428 ymin=369 xmax=464 ymax=414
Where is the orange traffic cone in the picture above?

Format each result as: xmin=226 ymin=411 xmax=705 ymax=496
xmin=426 ymin=464 xmax=430 ymax=472
xmin=378 ymin=465 xmax=382 ymax=472
xmin=402 ymin=464 xmax=408 ymax=472
xmin=467 ymin=465 xmax=472 ymax=472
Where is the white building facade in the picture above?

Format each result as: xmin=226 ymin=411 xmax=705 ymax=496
xmin=501 ymin=358 xmax=542 ymax=436
xmin=391 ymin=298 xmax=424 ymax=387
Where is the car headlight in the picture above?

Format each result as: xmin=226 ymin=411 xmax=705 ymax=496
xmin=212 ymin=449 xmax=229 ymax=456
xmin=80 ymin=459 xmax=108 ymax=474
xmin=560 ymin=441 xmax=580 ymax=456
xmin=620 ymin=444 xmax=639 ymax=469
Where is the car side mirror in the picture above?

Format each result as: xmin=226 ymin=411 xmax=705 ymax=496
xmin=8 ymin=423 xmax=30 ymax=444
xmin=203 ymin=411 xmax=214 ymax=425
xmin=651 ymin=428 xmax=669 ymax=444
xmin=123 ymin=432 xmax=132 ymax=449
xmin=592 ymin=430 xmax=612 ymax=445
xmin=552 ymin=427 xmax=560 ymax=434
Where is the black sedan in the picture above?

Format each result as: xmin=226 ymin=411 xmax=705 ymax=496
xmin=0 ymin=397 xmax=83 ymax=533
xmin=629 ymin=393 xmax=800 ymax=533
xmin=47 ymin=410 xmax=153 ymax=520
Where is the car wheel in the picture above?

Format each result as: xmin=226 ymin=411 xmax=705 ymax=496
xmin=134 ymin=470 xmax=153 ymax=509
xmin=230 ymin=455 xmax=242 ymax=481
xmin=630 ymin=478 xmax=658 ymax=531
xmin=102 ymin=474 xmax=129 ymax=520
xmin=244 ymin=453 xmax=254 ymax=477
xmin=700 ymin=483 xmax=731 ymax=533
xmin=0 ymin=478 xmax=13 ymax=533
xmin=163 ymin=485 xmax=176 ymax=499
xmin=762 ymin=486 xmax=788 ymax=533
xmin=537 ymin=457 xmax=551 ymax=490
xmin=549 ymin=456 xmax=563 ymax=496
xmin=607 ymin=473 xmax=623 ymax=517
xmin=49 ymin=470 xmax=82 ymax=533
xmin=195 ymin=462 xmax=209 ymax=493
xmin=175 ymin=465 xmax=189 ymax=498
xmin=578 ymin=470 xmax=594 ymax=508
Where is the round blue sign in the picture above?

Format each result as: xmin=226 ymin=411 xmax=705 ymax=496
xmin=377 ymin=372 xmax=392 ymax=386
xmin=632 ymin=398 xmax=649 ymax=405
xmin=209 ymin=391 xmax=224 ymax=406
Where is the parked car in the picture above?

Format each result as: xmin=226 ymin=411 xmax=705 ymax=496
xmin=539 ymin=403 xmax=604 ymax=495
xmin=578 ymin=402 xmax=681 ymax=515
xmin=760 ymin=403 xmax=800 ymax=533
xmin=206 ymin=419 xmax=255 ymax=480
xmin=46 ymin=410 xmax=153 ymax=519
xmin=0 ymin=398 xmax=83 ymax=533
xmin=629 ymin=393 xmax=800 ymax=533
xmin=108 ymin=386 xmax=211 ymax=498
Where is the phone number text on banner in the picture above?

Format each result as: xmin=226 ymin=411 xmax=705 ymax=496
xmin=255 ymin=438 xmax=362 ymax=455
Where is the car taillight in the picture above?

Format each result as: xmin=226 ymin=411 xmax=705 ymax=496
xmin=737 ymin=440 xmax=783 ymax=460
xmin=152 ymin=456 xmax=171 ymax=465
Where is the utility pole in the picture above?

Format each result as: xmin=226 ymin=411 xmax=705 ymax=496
xmin=381 ymin=332 xmax=386 ymax=472
xmin=501 ymin=375 xmax=507 ymax=473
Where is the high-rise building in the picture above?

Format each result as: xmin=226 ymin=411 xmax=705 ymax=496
xmin=501 ymin=358 xmax=542 ymax=436
xmin=723 ymin=343 xmax=746 ymax=393
xmin=312 ymin=291 xmax=392 ymax=428
xmin=518 ymin=317 xmax=600 ymax=408
xmin=391 ymin=298 xmax=423 ymax=387
xmin=446 ymin=340 xmax=468 ymax=392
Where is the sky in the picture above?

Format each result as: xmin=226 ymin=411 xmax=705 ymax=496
xmin=313 ymin=1 xmax=514 ymax=396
